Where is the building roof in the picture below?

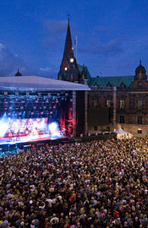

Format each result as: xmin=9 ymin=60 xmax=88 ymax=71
xmin=77 ymin=64 xmax=91 ymax=81
xmin=90 ymin=75 xmax=135 ymax=88
xmin=77 ymin=64 xmax=135 ymax=88
xmin=0 ymin=76 xmax=90 ymax=91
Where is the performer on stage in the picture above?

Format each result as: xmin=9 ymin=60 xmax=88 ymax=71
xmin=16 ymin=130 xmax=20 ymax=141
xmin=8 ymin=131 xmax=12 ymax=141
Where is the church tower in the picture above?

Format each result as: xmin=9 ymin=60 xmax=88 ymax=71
xmin=58 ymin=18 xmax=80 ymax=82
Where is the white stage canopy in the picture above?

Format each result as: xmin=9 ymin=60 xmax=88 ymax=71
xmin=0 ymin=76 xmax=90 ymax=91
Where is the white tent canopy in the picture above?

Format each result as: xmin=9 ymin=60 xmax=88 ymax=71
xmin=115 ymin=127 xmax=133 ymax=139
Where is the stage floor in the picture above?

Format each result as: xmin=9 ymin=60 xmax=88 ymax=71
xmin=0 ymin=133 xmax=67 ymax=146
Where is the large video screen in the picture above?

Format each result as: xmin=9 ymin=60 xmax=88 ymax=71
xmin=0 ymin=117 xmax=48 ymax=138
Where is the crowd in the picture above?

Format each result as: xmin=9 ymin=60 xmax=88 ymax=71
xmin=0 ymin=138 xmax=148 ymax=227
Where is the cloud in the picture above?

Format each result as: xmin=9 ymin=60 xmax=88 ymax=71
xmin=44 ymin=19 xmax=67 ymax=34
xmin=42 ymin=37 xmax=60 ymax=47
xmin=0 ymin=43 xmax=27 ymax=76
xmin=40 ymin=67 xmax=51 ymax=72
xmin=0 ymin=43 xmax=5 ymax=52
xmin=80 ymin=37 xmax=122 ymax=55
xmin=39 ymin=66 xmax=57 ymax=78
xmin=42 ymin=19 xmax=67 ymax=49
xmin=94 ymin=26 xmax=111 ymax=33
xmin=0 ymin=42 xmax=57 ymax=78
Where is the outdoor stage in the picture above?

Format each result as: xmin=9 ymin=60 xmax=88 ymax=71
xmin=0 ymin=118 xmax=70 ymax=157
xmin=0 ymin=116 xmax=70 ymax=152
xmin=0 ymin=132 xmax=69 ymax=158
xmin=0 ymin=133 xmax=68 ymax=146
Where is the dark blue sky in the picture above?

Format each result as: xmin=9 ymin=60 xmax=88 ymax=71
xmin=0 ymin=0 xmax=148 ymax=78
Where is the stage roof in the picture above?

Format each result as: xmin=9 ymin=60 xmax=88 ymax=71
xmin=0 ymin=76 xmax=90 ymax=91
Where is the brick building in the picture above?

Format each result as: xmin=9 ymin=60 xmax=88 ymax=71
xmin=58 ymin=20 xmax=148 ymax=137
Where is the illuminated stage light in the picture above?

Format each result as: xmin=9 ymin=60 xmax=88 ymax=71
xmin=0 ymin=121 xmax=9 ymax=137
xmin=26 ymin=130 xmax=29 ymax=135
xmin=49 ymin=122 xmax=57 ymax=132
xmin=48 ymin=122 xmax=58 ymax=134
xmin=22 ymin=111 xmax=25 ymax=118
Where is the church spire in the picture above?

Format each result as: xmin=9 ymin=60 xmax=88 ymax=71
xmin=58 ymin=18 xmax=80 ymax=82
xmin=62 ymin=17 xmax=74 ymax=68
xmin=58 ymin=18 xmax=90 ymax=84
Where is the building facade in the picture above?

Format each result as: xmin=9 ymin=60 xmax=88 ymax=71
xmin=58 ymin=21 xmax=148 ymax=137
xmin=88 ymin=62 xmax=148 ymax=137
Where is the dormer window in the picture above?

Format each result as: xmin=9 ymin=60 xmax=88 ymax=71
xmin=107 ymin=82 xmax=112 ymax=87
xmin=120 ymin=82 xmax=126 ymax=88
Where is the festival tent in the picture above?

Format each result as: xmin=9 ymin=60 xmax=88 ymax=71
xmin=115 ymin=127 xmax=133 ymax=139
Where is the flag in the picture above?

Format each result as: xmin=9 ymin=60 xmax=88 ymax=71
xmin=74 ymin=36 xmax=77 ymax=47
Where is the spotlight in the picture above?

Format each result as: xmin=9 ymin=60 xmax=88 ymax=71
xmin=48 ymin=122 xmax=60 ymax=136
xmin=49 ymin=122 xmax=58 ymax=133
xmin=0 ymin=120 xmax=9 ymax=137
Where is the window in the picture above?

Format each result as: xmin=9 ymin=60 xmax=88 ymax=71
xmin=137 ymin=98 xmax=143 ymax=110
xmin=129 ymin=96 xmax=135 ymax=109
xmin=137 ymin=116 xmax=142 ymax=124
xmin=94 ymin=126 xmax=97 ymax=131
xmin=137 ymin=128 xmax=142 ymax=134
xmin=106 ymin=99 xmax=111 ymax=108
xmin=93 ymin=98 xmax=98 ymax=108
xmin=120 ymin=115 xmax=125 ymax=123
xmin=145 ymin=96 xmax=148 ymax=109
xmin=120 ymin=99 xmax=125 ymax=109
